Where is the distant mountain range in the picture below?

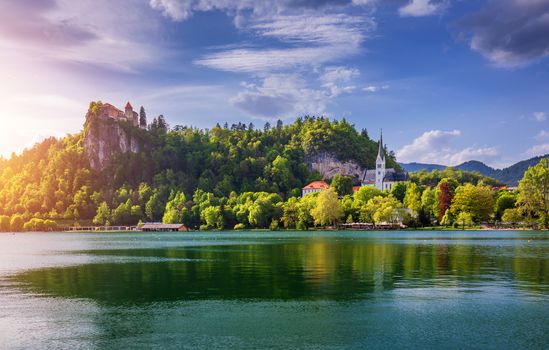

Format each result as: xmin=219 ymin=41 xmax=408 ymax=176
xmin=400 ymin=154 xmax=549 ymax=186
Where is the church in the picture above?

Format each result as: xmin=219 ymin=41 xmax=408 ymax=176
xmin=362 ymin=131 xmax=409 ymax=191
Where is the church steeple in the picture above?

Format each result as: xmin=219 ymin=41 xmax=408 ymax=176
xmin=375 ymin=129 xmax=386 ymax=190
xmin=377 ymin=129 xmax=385 ymax=161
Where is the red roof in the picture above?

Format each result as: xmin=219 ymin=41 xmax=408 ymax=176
xmin=302 ymin=180 xmax=330 ymax=190
xmin=101 ymin=103 xmax=122 ymax=112
xmin=125 ymin=101 xmax=133 ymax=109
xmin=352 ymin=186 xmax=361 ymax=192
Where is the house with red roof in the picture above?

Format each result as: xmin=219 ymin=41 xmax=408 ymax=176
xmin=302 ymin=180 xmax=330 ymax=197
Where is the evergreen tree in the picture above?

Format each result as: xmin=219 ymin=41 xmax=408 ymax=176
xmin=139 ymin=106 xmax=147 ymax=127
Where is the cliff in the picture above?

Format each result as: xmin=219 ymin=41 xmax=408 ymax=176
xmin=306 ymin=152 xmax=366 ymax=180
xmin=83 ymin=102 xmax=143 ymax=171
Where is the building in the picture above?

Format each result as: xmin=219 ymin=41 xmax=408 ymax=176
xmin=362 ymin=130 xmax=409 ymax=191
xmin=140 ymin=223 xmax=188 ymax=232
xmin=98 ymin=101 xmax=143 ymax=128
xmin=302 ymin=180 xmax=330 ymax=197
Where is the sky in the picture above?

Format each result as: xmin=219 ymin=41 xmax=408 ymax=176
xmin=0 ymin=0 xmax=548 ymax=168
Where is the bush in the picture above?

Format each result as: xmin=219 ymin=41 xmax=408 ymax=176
xmin=234 ymin=223 xmax=246 ymax=230
xmin=296 ymin=220 xmax=308 ymax=231
xmin=23 ymin=218 xmax=46 ymax=231
xmin=269 ymin=219 xmax=279 ymax=231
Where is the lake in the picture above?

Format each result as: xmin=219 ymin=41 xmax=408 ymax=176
xmin=0 ymin=230 xmax=547 ymax=349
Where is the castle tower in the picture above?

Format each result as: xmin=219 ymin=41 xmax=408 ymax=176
xmin=375 ymin=129 xmax=386 ymax=190
xmin=124 ymin=101 xmax=133 ymax=120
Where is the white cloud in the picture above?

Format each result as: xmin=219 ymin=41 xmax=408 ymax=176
xmin=526 ymin=143 xmax=549 ymax=157
xmin=536 ymin=130 xmax=549 ymax=139
xmin=397 ymin=129 xmax=499 ymax=165
xmin=399 ymin=0 xmax=447 ymax=17
xmin=195 ymin=14 xmax=373 ymax=73
xmin=231 ymin=74 xmax=328 ymax=119
xmin=533 ymin=111 xmax=547 ymax=122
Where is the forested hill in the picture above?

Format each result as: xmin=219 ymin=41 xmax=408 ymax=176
xmin=401 ymin=155 xmax=548 ymax=186
xmin=0 ymin=101 xmax=399 ymax=223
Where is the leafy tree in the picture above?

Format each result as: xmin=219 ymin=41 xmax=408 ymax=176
xmin=0 ymin=215 xmax=10 ymax=231
xmin=421 ymin=186 xmax=436 ymax=223
xmin=93 ymin=202 xmax=111 ymax=226
xmin=403 ymin=183 xmax=422 ymax=212
xmin=311 ymin=188 xmax=342 ymax=226
xmin=354 ymin=186 xmax=383 ymax=204
xmin=203 ymin=206 xmax=224 ymax=230
xmin=331 ymin=174 xmax=353 ymax=196
xmin=516 ymin=158 xmax=549 ymax=227
xmin=162 ymin=191 xmax=188 ymax=224
xmin=440 ymin=209 xmax=454 ymax=227
xmin=450 ymin=184 xmax=494 ymax=222
xmin=502 ymin=208 xmax=523 ymax=224
xmin=435 ymin=178 xmax=458 ymax=221
xmin=495 ymin=192 xmax=516 ymax=221
xmin=10 ymin=214 xmax=24 ymax=232
xmin=281 ymin=197 xmax=299 ymax=229
xmin=456 ymin=211 xmax=473 ymax=230
xmin=145 ymin=192 xmax=165 ymax=222
xmin=390 ymin=182 xmax=407 ymax=202
xmin=364 ymin=195 xmax=402 ymax=224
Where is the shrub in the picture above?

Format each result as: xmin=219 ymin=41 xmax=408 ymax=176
xmin=234 ymin=223 xmax=246 ymax=230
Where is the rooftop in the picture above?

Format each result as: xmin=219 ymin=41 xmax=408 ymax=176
xmin=302 ymin=180 xmax=330 ymax=190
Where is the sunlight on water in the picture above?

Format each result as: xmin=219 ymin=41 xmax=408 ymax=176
xmin=0 ymin=231 xmax=548 ymax=349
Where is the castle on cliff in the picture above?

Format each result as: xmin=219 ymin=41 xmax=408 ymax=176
xmin=98 ymin=101 xmax=146 ymax=129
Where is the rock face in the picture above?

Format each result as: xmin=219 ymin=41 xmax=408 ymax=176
xmin=306 ymin=152 xmax=366 ymax=180
xmin=83 ymin=104 xmax=141 ymax=171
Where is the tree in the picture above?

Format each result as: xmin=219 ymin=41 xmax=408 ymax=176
xmin=456 ymin=211 xmax=473 ymax=230
xmin=364 ymin=195 xmax=402 ymax=224
xmin=93 ymin=202 xmax=111 ymax=226
xmin=331 ymin=174 xmax=353 ymax=196
xmin=203 ymin=206 xmax=224 ymax=230
xmin=139 ymin=106 xmax=147 ymax=128
xmin=0 ymin=215 xmax=10 ymax=231
xmin=354 ymin=186 xmax=383 ymax=204
xmin=311 ymin=188 xmax=342 ymax=226
xmin=162 ymin=191 xmax=188 ymax=224
xmin=403 ymin=183 xmax=422 ymax=212
xmin=435 ymin=178 xmax=458 ymax=221
xmin=145 ymin=192 xmax=165 ymax=221
xmin=390 ymin=182 xmax=407 ymax=202
xmin=421 ymin=187 xmax=436 ymax=224
xmin=502 ymin=208 xmax=523 ymax=224
xmin=281 ymin=197 xmax=299 ymax=229
xmin=10 ymin=215 xmax=24 ymax=232
xmin=450 ymin=184 xmax=494 ymax=222
xmin=516 ymin=158 xmax=549 ymax=227
xmin=440 ymin=209 xmax=454 ymax=227
xmin=495 ymin=192 xmax=516 ymax=221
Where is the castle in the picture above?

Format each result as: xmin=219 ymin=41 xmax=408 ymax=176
xmin=98 ymin=101 xmax=145 ymax=129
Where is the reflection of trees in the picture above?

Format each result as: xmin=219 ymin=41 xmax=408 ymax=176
xmin=12 ymin=239 xmax=549 ymax=304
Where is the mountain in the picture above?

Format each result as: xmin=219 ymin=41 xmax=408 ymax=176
xmin=400 ymin=155 xmax=549 ymax=186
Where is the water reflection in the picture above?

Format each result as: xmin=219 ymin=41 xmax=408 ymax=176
xmin=11 ymin=236 xmax=549 ymax=304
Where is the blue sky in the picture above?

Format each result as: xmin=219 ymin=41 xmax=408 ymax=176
xmin=0 ymin=0 xmax=548 ymax=168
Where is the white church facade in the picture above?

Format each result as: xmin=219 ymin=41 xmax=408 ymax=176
xmin=362 ymin=131 xmax=409 ymax=191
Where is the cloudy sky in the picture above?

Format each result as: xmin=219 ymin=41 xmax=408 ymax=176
xmin=0 ymin=0 xmax=548 ymax=168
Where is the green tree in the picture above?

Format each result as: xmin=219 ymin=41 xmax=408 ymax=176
xmin=403 ymin=183 xmax=422 ymax=212
xmin=516 ymin=158 xmax=549 ymax=227
xmin=364 ymin=195 xmax=402 ymax=224
xmin=281 ymin=197 xmax=299 ymax=229
xmin=354 ymin=186 xmax=383 ymax=203
xmin=203 ymin=206 xmax=224 ymax=230
xmin=93 ymin=202 xmax=111 ymax=226
xmin=162 ymin=191 xmax=188 ymax=224
xmin=331 ymin=174 xmax=353 ymax=196
xmin=495 ymin=192 xmax=516 ymax=221
xmin=502 ymin=208 xmax=523 ymax=224
xmin=450 ymin=184 xmax=494 ymax=222
xmin=390 ymin=182 xmax=407 ymax=202
xmin=456 ymin=211 xmax=473 ymax=230
xmin=311 ymin=188 xmax=342 ymax=226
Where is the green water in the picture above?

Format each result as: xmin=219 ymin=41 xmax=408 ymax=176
xmin=0 ymin=231 xmax=548 ymax=349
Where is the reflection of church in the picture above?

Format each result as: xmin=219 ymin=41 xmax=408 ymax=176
xmin=362 ymin=131 xmax=409 ymax=191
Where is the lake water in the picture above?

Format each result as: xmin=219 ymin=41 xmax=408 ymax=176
xmin=0 ymin=230 xmax=547 ymax=349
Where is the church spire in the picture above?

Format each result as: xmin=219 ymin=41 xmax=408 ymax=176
xmin=377 ymin=129 xmax=384 ymax=161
